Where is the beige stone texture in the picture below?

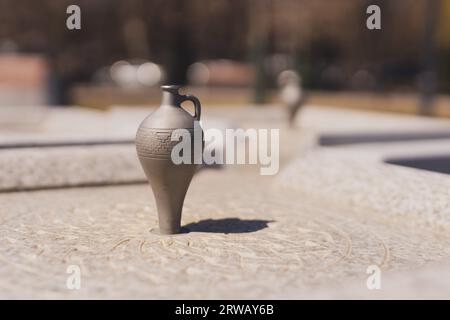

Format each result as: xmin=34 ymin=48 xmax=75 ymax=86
xmin=1 ymin=105 xmax=450 ymax=299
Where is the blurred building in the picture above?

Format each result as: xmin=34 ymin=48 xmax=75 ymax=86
xmin=0 ymin=0 xmax=449 ymax=104
xmin=0 ymin=54 xmax=49 ymax=105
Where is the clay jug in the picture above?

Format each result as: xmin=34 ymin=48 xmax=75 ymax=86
xmin=136 ymin=85 xmax=202 ymax=234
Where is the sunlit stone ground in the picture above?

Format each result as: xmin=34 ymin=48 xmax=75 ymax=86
xmin=1 ymin=105 xmax=450 ymax=299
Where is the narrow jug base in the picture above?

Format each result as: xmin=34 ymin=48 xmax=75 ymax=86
xmin=150 ymin=227 xmax=190 ymax=235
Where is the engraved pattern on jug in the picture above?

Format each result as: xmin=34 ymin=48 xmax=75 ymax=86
xmin=136 ymin=127 xmax=194 ymax=159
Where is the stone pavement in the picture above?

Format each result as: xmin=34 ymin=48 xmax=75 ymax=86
xmin=1 ymin=167 xmax=450 ymax=299
xmin=1 ymin=105 xmax=450 ymax=299
xmin=278 ymin=141 xmax=450 ymax=229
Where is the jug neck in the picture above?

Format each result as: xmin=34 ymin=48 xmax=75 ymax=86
xmin=161 ymin=85 xmax=183 ymax=106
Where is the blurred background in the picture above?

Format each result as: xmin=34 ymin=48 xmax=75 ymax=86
xmin=0 ymin=0 xmax=449 ymax=116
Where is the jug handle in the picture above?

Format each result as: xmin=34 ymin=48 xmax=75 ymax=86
xmin=182 ymin=94 xmax=201 ymax=121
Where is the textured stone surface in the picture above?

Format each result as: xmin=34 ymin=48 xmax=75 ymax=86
xmin=2 ymin=105 xmax=450 ymax=191
xmin=0 ymin=107 xmax=147 ymax=146
xmin=0 ymin=107 xmax=228 ymax=190
xmin=284 ymin=263 xmax=450 ymax=299
xmin=0 ymin=145 xmax=144 ymax=191
xmin=2 ymin=105 xmax=450 ymax=299
xmin=1 ymin=169 xmax=450 ymax=299
xmin=277 ymin=142 xmax=450 ymax=229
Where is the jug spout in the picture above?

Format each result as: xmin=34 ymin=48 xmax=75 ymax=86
xmin=161 ymin=85 xmax=184 ymax=106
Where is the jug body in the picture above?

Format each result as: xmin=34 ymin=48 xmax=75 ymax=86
xmin=136 ymin=85 xmax=203 ymax=234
